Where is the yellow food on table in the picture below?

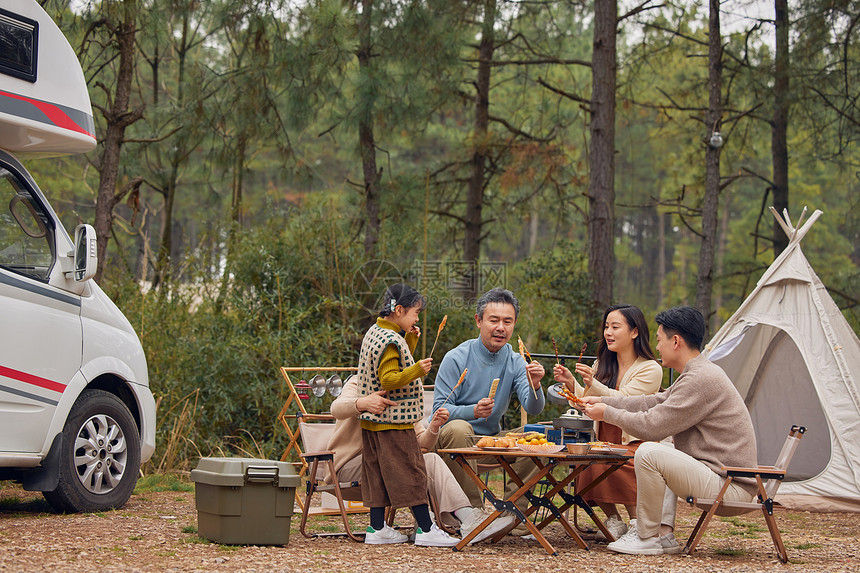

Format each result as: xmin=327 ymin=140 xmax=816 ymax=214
xmin=496 ymin=437 xmax=516 ymax=448
xmin=476 ymin=436 xmax=497 ymax=448
xmin=506 ymin=431 xmax=543 ymax=441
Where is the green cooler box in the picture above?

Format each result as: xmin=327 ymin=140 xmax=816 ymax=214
xmin=191 ymin=457 xmax=299 ymax=545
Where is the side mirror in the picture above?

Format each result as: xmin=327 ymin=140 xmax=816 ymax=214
xmin=73 ymin=224 xmax=98 ymax=282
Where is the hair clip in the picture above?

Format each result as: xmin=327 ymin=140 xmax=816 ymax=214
xmin=390 ymin=299 xmax=397 ymax=313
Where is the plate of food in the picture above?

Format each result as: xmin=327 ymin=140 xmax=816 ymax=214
xmin=475 ymin=436 xmax=517 ymax=450
xmin=517 ymin=443 xmax=565 ymax=454
xmin=588 ymin=441 xmax=612 ymax=451
xmin=588 ymin=443 xmax=628 ymax=455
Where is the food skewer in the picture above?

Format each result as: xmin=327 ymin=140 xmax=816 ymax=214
xmin=561 ymin=342 xmax=590 ymax=406
xmin=552 ymin=337 xmax=560 ymax=365
xmin=518 ymin=336 xmax=538 ymax=399
xmin=488 ymin=378 xmax=500 ymax=400
xmin=428 ymin=314 xmax=448 ymax=359
xmin=575 ymin=342 xmax=588 ymax=385
xmin=440 ymin=367 xmax=467 ymax=407
xmin=559 ymin=384 xmax=585 ymax=405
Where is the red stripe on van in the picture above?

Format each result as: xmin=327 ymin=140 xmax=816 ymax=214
xmin=0 ymin=89 xmax=95 ymax=139
xmin=0 ymin=365 xmax=66 ymax=393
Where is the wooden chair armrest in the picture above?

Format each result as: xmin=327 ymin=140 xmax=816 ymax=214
xmin=721 ymin=465 xmax=756 ymax=472
xmin=301 ymin=450 xmax=335 ymax=460
xmin=722 ymin=465 xmax=785 ymax=480
xmin=721 ymin=465 xmax=783 ymax=472
xmin=296 ymin=413 xmax=335 ymax=421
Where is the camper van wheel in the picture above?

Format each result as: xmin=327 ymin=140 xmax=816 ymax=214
xmin=43 ymin=390 xmax=141 ymax=513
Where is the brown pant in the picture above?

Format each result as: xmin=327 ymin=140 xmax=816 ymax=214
xmin=361 ymin=429 xmax=429 ymax=509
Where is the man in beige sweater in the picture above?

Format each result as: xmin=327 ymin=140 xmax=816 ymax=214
xmin=325 ymin=376 xmax=514 ymax=543
xmin=582 ymin=306 xmax=758 ymax=555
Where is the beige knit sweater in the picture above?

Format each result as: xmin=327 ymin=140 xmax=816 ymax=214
xmin=602 ymin=354 xmax=758 ymax=487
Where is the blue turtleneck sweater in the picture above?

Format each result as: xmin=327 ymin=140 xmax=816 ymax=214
xmin=432 ymin=337 xmax=545 ymax=435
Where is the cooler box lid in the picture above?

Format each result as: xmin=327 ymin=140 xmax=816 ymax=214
xmin=190 ymin=457 xmax=298 ymax=488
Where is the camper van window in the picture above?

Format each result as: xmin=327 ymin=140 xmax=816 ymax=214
xmin=0 ymin=8 xmax=38 ymax=82
xmin=0 ymin=169 xmax=53 ymax=281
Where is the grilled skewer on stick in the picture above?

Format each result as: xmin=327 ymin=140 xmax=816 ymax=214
xmin=428 ymin=315 xmax=447 ymax=359
xmin=557 ymin=342 xmax=590 ymax=406
xmin=552 ymin=337 xmax=560 ymax=365
xmin=440 ymin=367 xmax=467 ymax=407
xmin=559 ymin=384 xmax=585 ymax=406
xmin=488 ymin=378 xmax=500 ymax=400
xmin=518 ymin=336 xmax=538 ymax=399
xmin=574 ymin=342 xmax=589 ymax=385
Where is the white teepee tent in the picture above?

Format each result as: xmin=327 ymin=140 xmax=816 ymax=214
xmin=704 ymin=207 xmax=860 ymax=512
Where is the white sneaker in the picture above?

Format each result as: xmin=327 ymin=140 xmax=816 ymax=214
xmin=609 ymin=518 xmax=643 ymax=544
xmin=364 ymin=524 xmax=408 ymax=545
xmin=414 ymin=523 xmax=460 ymax=547
xmin=660 ymin=531 xmax=683 ymax=554
xmin=620 ymin=518 xmax=638 ymax=540
xmin=459 ymin=508 xmax=515 ymax=545
xmin=595 ymin=513 xmax=628 ymax=541
xmin=607 ymin=528 xmax=663 ymax=556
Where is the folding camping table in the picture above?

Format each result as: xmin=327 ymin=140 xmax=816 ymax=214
xmin=439 ymin=447 xmax=632 ymax=556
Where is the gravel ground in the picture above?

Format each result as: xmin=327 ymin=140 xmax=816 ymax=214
xmin=0 ymin=483 xmax=857 ymax=572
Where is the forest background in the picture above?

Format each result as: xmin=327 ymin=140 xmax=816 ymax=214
xmin=30 ymin=0 xmax=859 ymax=473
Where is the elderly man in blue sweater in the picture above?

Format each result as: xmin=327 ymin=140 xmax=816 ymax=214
xmin=432 ymin=288 xmax=546 ymax=517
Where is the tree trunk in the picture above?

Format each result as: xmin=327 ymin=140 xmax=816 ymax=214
xmin=464 ymin=0 xmax=496 ymax=301
xmin=153 ymin=173 xmax=177 ymax=288
xmin=587 ymin=0 xmax=617 ymax=312
xmin=153 ymin=9 xmax=190 ymax=289
xmin=713 ymin=189 xmax=732 ymax=330
xmin=231 ymin=136 xmax=246 ymax=227
xmin=215 ymin=135 xmax=246 ymax=310
xmin=772 ymin=0 xmax=790 ymax=256
xmin=528 ymin=205 xmax=539 ymax=256
xmin=696 ymin=0 xmax=722 ymax=335
xmin=358 ymin=0 xmax=380 ymax=260
xmin=93 ymin=2 xmax=141 ymax=283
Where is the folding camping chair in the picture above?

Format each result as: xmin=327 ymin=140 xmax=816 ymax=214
xmin=297 ymin=415 xmax=370 ymax=541
xmin=297 ymin=414 xmax=451 ymax=541
xmin=684 ymin=424 xmax=806 ymax=563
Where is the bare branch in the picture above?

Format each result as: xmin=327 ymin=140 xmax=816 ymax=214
xmin=111 ymin=176 xmax=144 ymax=210
xmin=123 ymin=126 xmax=183 ymax=144
xmin=643 ymin=22 xmax=707 ymax=47
xmin=462 ymin=57 xmax=592 ymax=68
xmin=537 ymin=77 xmax=591 ymax=106
xmin=809 ymin=86 xmax=860 ymax=129
xmin=488 ymin=114 xmax=555 ymax=142
xmin=828 ymin=286 xmax=860 ymax=309
xmin=619 ymin=1 xmax=664 ymax=23
xmin=740 ymin=167 xmax=774 ymax=188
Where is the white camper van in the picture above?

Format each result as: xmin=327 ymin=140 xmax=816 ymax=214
xmin=0 ymin=1 xmax=156 ymax=512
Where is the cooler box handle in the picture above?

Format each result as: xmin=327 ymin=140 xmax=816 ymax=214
xmin=245 ymin=466 xmax=279 ymax=484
